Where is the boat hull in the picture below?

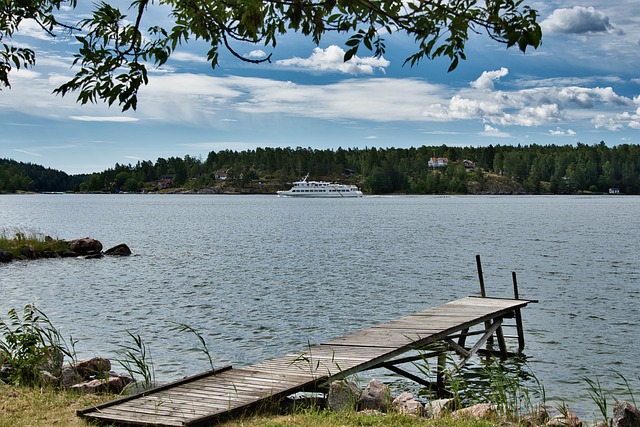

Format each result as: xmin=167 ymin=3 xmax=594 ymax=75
xmin=277 ymin=191 xmax=363 ymax=198
xmin=277 ymin=174 xmax=363 ymax=197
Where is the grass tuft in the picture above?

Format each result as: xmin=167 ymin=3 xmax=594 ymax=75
xmin=0 ymin=229 xmax=68 ymax=258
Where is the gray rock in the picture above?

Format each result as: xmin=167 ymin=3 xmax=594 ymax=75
xmin=73 ymin=357 xmax=112 ymax=378
xmin=105 ymin=243 xmax=132 ymax=256
xmin=359 ymin=379 xmax=391 ymax=411
xmin=70 ymin=375 xmax=131 ymax=394
xmin=327 ymin=380 xmax=361 ymax=412
xmin=61 ymin=365 xmax=84 ymax=388
xmin=428 ymin=398 xmax=454 ymax=418
xmin=611 ymin=401 xmax=640 ymax=427
xmin=392 ymin=392 xmax=425 ymax=417
xmin=0 ymin=250 xmax=13 ymax=263
xmin=547 ymin=408 xmax=581 ymax=427
xmin=453 ymin=403 xmax=497 ymax=420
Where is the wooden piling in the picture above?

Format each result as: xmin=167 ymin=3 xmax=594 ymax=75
xmin=512 ymin=271 xmax=526 ymax=351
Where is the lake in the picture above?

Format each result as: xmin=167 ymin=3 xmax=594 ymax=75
xmin=1 ymin=194 xmax=638 ymax=417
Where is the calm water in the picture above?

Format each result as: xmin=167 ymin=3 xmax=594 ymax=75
xmin=1 ymin=194 xmax=638 ymax=417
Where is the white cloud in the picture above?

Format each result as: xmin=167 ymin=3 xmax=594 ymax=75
xmin=594 ymin=106 xmax=640 ymax=131
xmin=12 ymin=149 xmax=42 ymax=157
xmin=3 ymin=59 xmax=638 ymax=139
xmin=69 ymin=116 xmax=140 ymax=122
xmin=170 ymin=52 xmax=209 ymax=63
xmin=549 ymin=127 xmax=577 ymax=136
xmin=481 ymin=124 xmax=510 ymax=138
xmin=542 ymin=6 xmax=620 ymax=35
xmin=471 ymin=68 xmax=509 ymax=91
xmin=17 ymin=19 xmax=53 ymax=41
xmin=276 ymin=45 xmax=390 ymax=75
xmin=246 ymin=50 xmax=267 ymax=59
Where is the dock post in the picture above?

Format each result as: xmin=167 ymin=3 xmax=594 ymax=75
xmin=476 ymin=255 xmax=486 ymax=297
xmin=512 ymin=271 xmax=526 ymax=351
xmin=436 ymin=352 xmax=447 ymax=397
xmin=476 ymin=255 xmax=493 ymax=345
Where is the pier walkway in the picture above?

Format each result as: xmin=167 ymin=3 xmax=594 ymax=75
xmin=78 ymin=296 xmax=534 ymax=426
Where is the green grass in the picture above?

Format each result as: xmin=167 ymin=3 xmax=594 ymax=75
xmin=0 ymin=384 xmax=116 ymax=427
xmin=0 ymin=385 xmax=509 ymax=427
xmin=0 ymin=230 xmax=68 ymax=258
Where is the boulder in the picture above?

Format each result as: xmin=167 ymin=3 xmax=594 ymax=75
xmin=611 ymin=401 xmax=640 ymax=427
xmin=547 ymin=408 xmax=581 ymax=427
xmin=521 ymin=406 xmax=549 ymax=426
xmin=67 ymin=237 xmax=103 ymax=255
xmin=20 ymin=245 xmax=38 ymax=259
xmin=359 ymin=379 xmax=391 ymax=411
xmin=105 ymin=243 xmax=132 ymax=256
xmin=453 ymin=403 xmax=497 ymax=420
xmin=73 ymin=357 xmax=112 ymax=378
xmin=427 ymin=398 xmax=454 ymax=418
xmin=328 ymin=380 xmax=361 ymax=412
xmin=392 ymin=392 xmax=425 ymax=417
xmin=70 ymin=374 xmax=131 ymax=394
xmin=38 ymin=370 xmax=59 ymax=387
xmin=38 ymin=347 xmax=64 ymax=379
xmin=61 ymin=365 xmax=84 ymax=388
xmin=40 ymin=250 xmax=60 ymax=258
xmin=0 ymin=250 xmax=13 ymax=263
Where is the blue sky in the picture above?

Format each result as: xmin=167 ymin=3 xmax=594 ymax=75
xmin=1 ymin=1 xmax=639 ymax=174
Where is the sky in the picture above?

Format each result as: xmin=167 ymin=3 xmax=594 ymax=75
xmin=1 ymin=1 xmax=639 ymax=175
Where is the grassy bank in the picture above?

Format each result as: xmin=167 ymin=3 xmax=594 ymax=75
xmin=0 ymin=384 xmax=506 ymax=427
xmin=0 ymin=385 xmax=113 ymax=427
xmin=0 ymin=230 xmax=67 ymax=257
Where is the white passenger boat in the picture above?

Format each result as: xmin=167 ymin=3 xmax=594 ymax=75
xmin=277 ymin=174 xmax=363 ymax=197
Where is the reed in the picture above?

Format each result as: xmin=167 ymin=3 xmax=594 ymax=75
xmin=171 ymin=322 xmax=215 ymax=371
xmin=0 ymin=305 xmax=76 ymax=386
xmin=116 ymin=331 xmax=156 ymax=391
xmin=583 ymin=371 xmax=639 ymax=425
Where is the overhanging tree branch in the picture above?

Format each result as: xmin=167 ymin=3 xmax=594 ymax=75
xmin=2 ymin=0 xmax=542 ymax=110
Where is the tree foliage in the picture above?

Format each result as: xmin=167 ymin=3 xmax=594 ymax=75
xmin=2 ymin=0 xmax=541 ymax=110
xmin=3 ymin=142 xmax=640 ymax=195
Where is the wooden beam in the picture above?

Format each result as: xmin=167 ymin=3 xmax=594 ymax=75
xmin=455 ymin=318 xmax=503 ymax=371
xmin=381 ymin=363 xmax=433 ymax=388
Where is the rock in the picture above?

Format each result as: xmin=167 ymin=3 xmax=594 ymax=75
xmin=20 ymin=245 xmax=38 ymax=259
xmin=38 ymin=347 xmax=64 ymax=379
xmin=547 ymin=408 xmax=581 ymax=427
xmin=359 ymin=379 xmax=391 ymax=411
xmin=61 ymin=365 xmax=84 ymax=388
xmin=521 ymin=406 xmax=549 ymax=426
xmin=428 ymin=398 xmax=454 ymax=418
xmin=453 ymin=403 xmax=497 ymax=419
xmin=105 ymin=243 xmax=132 ymax=256
xmin=0 ymin=250 xmax=13 ymax=263
xmin=73 ymin=357 xmax=112 ymax=378
xmin=40 ymin=250 xmax=60 ymax=258
xmin=611 ymin=401 xmax=640 ymax=427
xmin=38 ymin=370 xmax=59 ymax=387
xmin=70 ymin=374 xmax=131 ymax=394
xmin=392 ymin=392 xmax=425 ymax=417
xmin=67 ymin=237 xmax=103 ymax=255
xmin=328 ymin=380 xmax=361 ymax=412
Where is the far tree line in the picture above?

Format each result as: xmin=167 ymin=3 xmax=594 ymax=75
xmin=1 ymin=142 xmax=640 ymax=195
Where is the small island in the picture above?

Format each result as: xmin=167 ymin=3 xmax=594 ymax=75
xmin=0 ymin=233 xmax=131 ymax=263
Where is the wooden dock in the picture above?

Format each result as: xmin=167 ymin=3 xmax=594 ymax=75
xmin=78 ymin=295 xmax=534 ymax=426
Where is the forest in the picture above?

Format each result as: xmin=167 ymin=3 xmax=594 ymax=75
xmin=1 ymin=142 xmax=640 ymax=195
